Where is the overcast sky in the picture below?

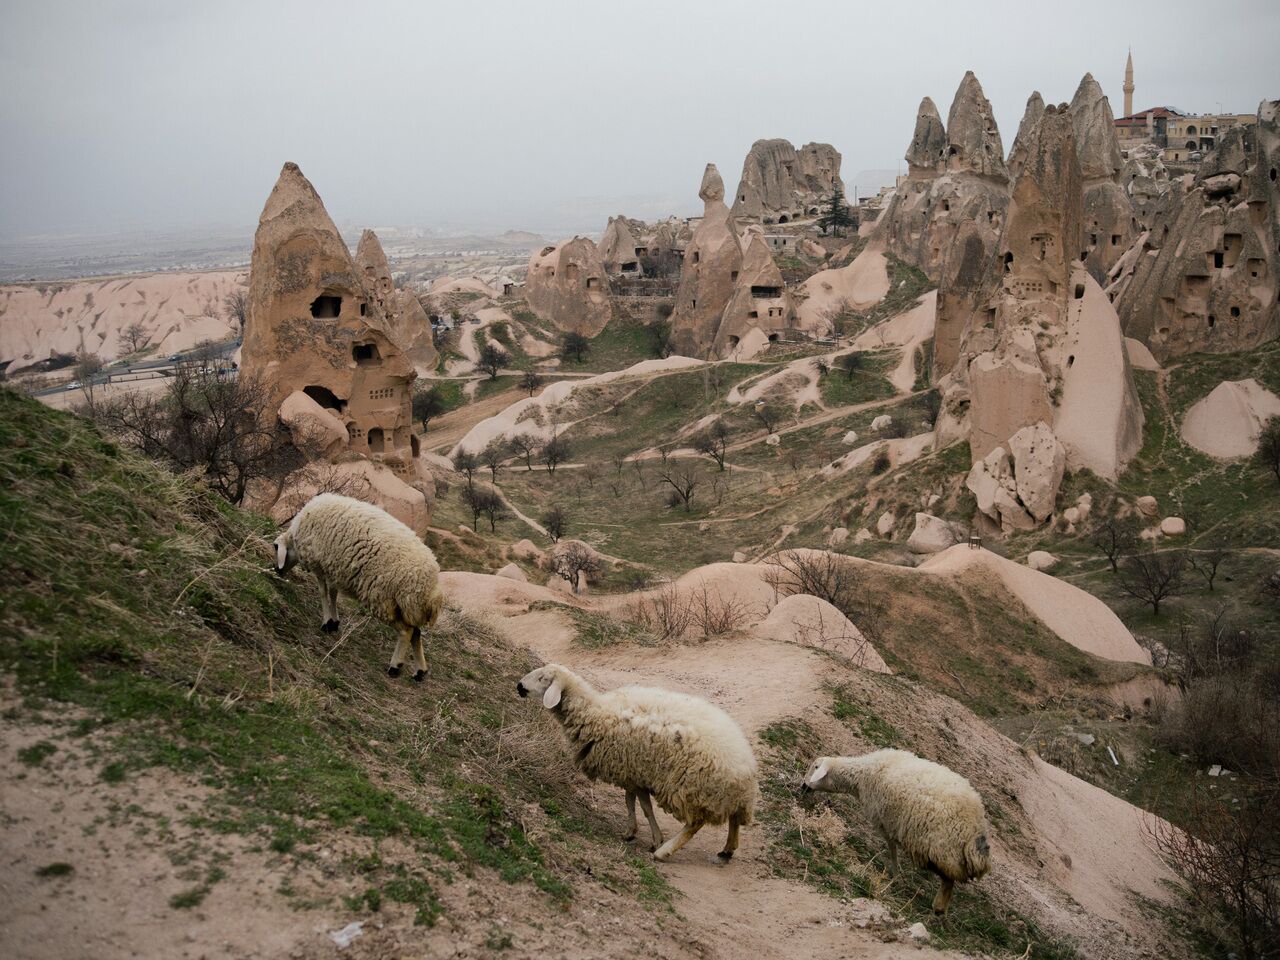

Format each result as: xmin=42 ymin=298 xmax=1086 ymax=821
xmin=1 ymin=0 xmax=1276 ymax=242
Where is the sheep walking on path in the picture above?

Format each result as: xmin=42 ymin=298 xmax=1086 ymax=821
xmin=802 ymin=748 xmax=991 ymax=914
xmin=516 ymin=664 xmax=758 ymax=862
xmin=273 ymin=493 xmax=444 ymax=681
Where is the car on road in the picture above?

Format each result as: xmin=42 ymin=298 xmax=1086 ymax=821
xmin=65 ymin=380 xmax=81 ymax=391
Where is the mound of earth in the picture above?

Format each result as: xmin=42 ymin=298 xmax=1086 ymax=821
xmin=1180 ymin=377 xmax=1280 ymax=459
xmin=793 ymin=245 xmax=890 ymax=330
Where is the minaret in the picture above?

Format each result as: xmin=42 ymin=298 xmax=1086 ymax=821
xmin=1122 ymin=49 xmax=1134 ymax=118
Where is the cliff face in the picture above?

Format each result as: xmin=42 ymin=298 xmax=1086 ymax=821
xmin=1110 ymin=100 xmax=1280 ymax=361
xmin=731 ymin=139 xmax=843 ymax=223
xmin=1069 ymin=74 xmax=1133 ymax=282
xmin=523 ymin=237 xmax=612 ymax=337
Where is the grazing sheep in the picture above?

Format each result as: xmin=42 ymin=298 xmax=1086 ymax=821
xmin=516 ymin=664 xmax=757 ymax=862
xmin=801 ymin=748 xmax=990 ymax=913
xmin=273 ymin=493 xmax=444 ymax=681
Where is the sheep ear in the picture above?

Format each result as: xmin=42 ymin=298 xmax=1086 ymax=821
xmin=809 ymin=760 xmax=830 ymax=785
xmin=543 ymin=679 xmax=563 ymax=709
xmin=275 ymin=541 xmax=288 ymax=570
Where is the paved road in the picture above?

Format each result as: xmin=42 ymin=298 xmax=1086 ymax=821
xmin=35 ymin=340 xmax=240 ymax=397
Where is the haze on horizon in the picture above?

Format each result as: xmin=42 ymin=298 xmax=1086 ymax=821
xmin=1 ymin=0 xmax=1276 ymax=245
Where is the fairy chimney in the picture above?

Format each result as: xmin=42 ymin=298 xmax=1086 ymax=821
xmin=670 ymin=164 xmax=744 ymax=357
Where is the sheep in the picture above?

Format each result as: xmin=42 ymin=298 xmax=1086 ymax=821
xmin=515 ymin=663 xmax=757 ymax=862
xmin=273 ymin=493 xmax=444 ymax=681
xmin=801 ymin=748 xmax=990 ymax=914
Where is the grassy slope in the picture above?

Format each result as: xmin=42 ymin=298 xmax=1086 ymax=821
xmin=0 ymin=389 xmax=674 ymax=937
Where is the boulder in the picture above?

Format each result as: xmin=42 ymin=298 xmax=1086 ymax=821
xmin=1007 ymin=422 xmax=1065 ymax=523
xmin=496 ymin=563 xmax=527 ymax=582
xmin=765 ymin=433 xmax=782 ymax=446
xmin=842 ymin=430 xmax=859 ymax=445
xmin=1026 ymin=551 xmax=1060 ymax=572
xmin=827 ymin=527 xmax=850 ymax=546
xmin=1180 ymin=379 xmax=1280 ymax=459
xmin=1160 ymin=517 xmax=1186 ymax=536
xmin=732 ymin=551 xmax=748 ymax=563
xmin=278 ymin=390 xmax=348 ymax=457
xmin=871 ymin=414 xmax=893 ymax=432
xmin=1135 ymin=495 xmax=1158 ymax=517
xmin=853 ymin=528 xmax=874 ymax=544
xmin=876 ymin=511 xmax=897 ymax=537
xmin=966 ymin=446 xmax=1037 ymax=532
xmin=510 ymin=538 xmax=547 ymax=566
xmin=907 ymin=513 xmax=958 ymax=554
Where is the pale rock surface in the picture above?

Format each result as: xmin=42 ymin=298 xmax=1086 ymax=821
xmin=852 ymin=290 xmax=938 ymax=393
xmin=753 ymin=594 xmax=889 ymax=673
xmin=598 ymin=216 xmax=643 ymax=277
xmin=1007 ymin=422 xmax=1065 ymax=523
xmin=1026 ymin=551 xmax=1060 ymax=572
xmin=853 ymin=528 xmax=874 ymax=544
xmin=496 ymin=563 xmax=527 ymax=582
xmin=871 ymin=414 xmax=893 ymax=432
xmin=842 ymin=430 xmax=859 ymax=445
xmin=827 ymin=527 xmax=850 ymax=546
xmin=670 ymin=165 xmax=743 ymax=357
xmin=1180 ymin=379 xmax=1280 ymax=458
xmin=732 ymin=551 xmax=748 ymax=563
xmin=731 ymin=139 xmax=843 ymax=223
xmin=906 ymin=513 xmax=959 ymax=554
xmin=1123 ymin=337 xmax=1160 ymax=371
xmin=278 ymin=390 xmax=348 ymax=458
xmin=793 ymin=245 xmax=890 ymax=332
xmin=1160 ymin=517 xmax=1186 ymax=536
xmin=510 ymin=539 xmax=547 ymax=566
xmin=765 ymin=433 xmax=781 ymax=447
xmin=1069 ymin=74 xmax=1132 ymax=280
xmin=715 ymin=232 xmax=795 ymax=357
xmin=524 ymin=237 xmax=612 ymax=336
xmin=876 ymin=511 xmax=897 ymax=537
xmin=1136 ymin=495 xmax=1159 ymax=517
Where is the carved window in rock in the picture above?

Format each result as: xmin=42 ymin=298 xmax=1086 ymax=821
xmin=368 ymin=386 xmax=395 ymax=401
xmin=1222 ymin=234 xmax=1242 ymax=268
xmin=353 ymin=342 xmax=381 ymax=365
xmin=304 ymin=385 xmax=344 ymax=411
xmin=751 ymin=285 xmax=782 ymax=299
xmin=621 ymin=262 xmax=638 ymax=273
xmin=310 ymin=294 xmax=342 ymax=319
xmin=367 ymin=427 xmax=385 ymax=454
xmin=585 ymin=276 xmax=599 ymax=289
xmin=1030 ymin=235 xmax=1052 ymax=261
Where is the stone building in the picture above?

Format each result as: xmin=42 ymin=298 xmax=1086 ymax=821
xmin=241 ymin=163 xmax=434 ymax=534
xmin=354 ymin=229 xmax=439 ymax=376
xmin=598 ymin=216 xmax=644 ymax=277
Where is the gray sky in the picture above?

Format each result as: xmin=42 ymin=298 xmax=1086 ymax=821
xmin=1 ymin=0 xmax=1277 ymax=242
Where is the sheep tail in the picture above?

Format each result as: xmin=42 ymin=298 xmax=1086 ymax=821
xmin=963 ymin=833 xmax=991 ymax=880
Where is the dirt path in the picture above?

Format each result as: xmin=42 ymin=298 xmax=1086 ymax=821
xmin=423 ymin=387 xmax=525 ymax=452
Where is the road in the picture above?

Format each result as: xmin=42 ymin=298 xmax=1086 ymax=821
xmin=34 ymin=340 xmax=240 ymax=398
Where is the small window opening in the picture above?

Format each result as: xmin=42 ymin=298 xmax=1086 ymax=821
xmin=751 ymin=285 xmax=782 ymax=298
xmin=748 ymin=310 xmax=759 ymax=318
xmin=1067 ymin=355 xmax=1075 ymax=367
xmin=1003 ymin=251 xmax=1014 ymax=272
xmin=303 ymin=385 xmax=343 ymax=411
xmin=728 ymin=335 xmax=740 ymax=348
xmin=367 ymin=427 xmax=385 ymax=454
xmin=359 ymin=302 xmax=367 ymax=316
xmin=410 ymin=434 xmax=420 ymax=457
xmin=692 ymin=251 xmax=700 ymax=264
xmin=1111 ymin=235 xmax=1121 ymax=246
xmin=1212 ymin=251 xmax=1224 ymax=269
xmin=1207 ymin=315 xmax=1216 ymax=328
xmin=731 ymin=271 xmax=739 ymax=282
xmin=310 ymin=295 xmax=342 ymax=319
xmin=1073 ymin=283 xmax=1085 ymax=300
xmin=767 ymin=333 xmax=779 ymax=342
xmin=353 ymin=343 xmax=380 ymax=365
xmin=1230 ymin=306 xmax=1240 ymax=318
xmin=585 ymin=276 xmax=599 ymax=289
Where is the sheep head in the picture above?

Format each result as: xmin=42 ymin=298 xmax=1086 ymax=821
xmin=272 ymin=531 xmax=299 ymax=576
xmin=516 ymin=664 xmax=568 ymax=709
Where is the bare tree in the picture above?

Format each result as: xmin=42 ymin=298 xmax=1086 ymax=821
xmin=452 ymin=449 xmax=479 ymax=489
xmin=810 ymin=356 xmax=830 ymax=377
xmin=541 ymin=506 xmax=567 ymax=543
xmin=476 ymin=343 xmax=509 ymax=380
xmin=1090 ymin=515 xmax=1140 ymax=573
xmin=73 ymin=351 xmax=105 ymax=415
xmin=631 ymin=457 xmax=648 ymax=490
xmin=481 ymin=438 xmax=510 ymax=483
xmin=658 ymin=460 xmax=700 ymax=512
xmin=693 ymin=420 xmax=730 ymax=471
xmin=118 ymin=320 xmax=151 ymax=356
xmin=1117 ymin=549 xmax=1186 ymax=616
xmin=1189 ymin=545 xmax=1229 ymax=593
xmin=93 ymin=366 xmax=298 ymax=506
xmin=519 ymin=369 xmax=543 ymax=397
xmin=223 ymin=289 xmax=250 ymax=336
xmin=551 ymin=542 xmax=601 ymax=594
xmin=510 ymin=433 xmax=540 ymax=470
xmin=752 ymin=401 xmax=783 ymax=435
xmin=610 ymin=450 xmax=628 ymax=477
xmin=581 ymin=461 xmax=601 ymax=488
xmin=541 ymin=435 xmax=569 ymax=474
xmin=763 ymin=550 xmax=876 ymax=633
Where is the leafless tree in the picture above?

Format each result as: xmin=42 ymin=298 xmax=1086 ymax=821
xmin=509 ymin=433 xmax=540 ymax=470
xmin=73 ymin=351 xmax=104 ymax=415
xmin=625 ymin=583 xmax=692 ymax=641
xmin=481 ymin=438 xmax=510 ymax=483
xmin=763 ymin=550 xmax=876 ymax=632
xmin=551 ymin=541 xmax=601 ymax=594
xmin=541 ymin=435 xmax=569 ymax=474
xmin=223 ymin=289 xmax=250 ymax=336
xmin=693 ymin=420 xmax=730 ymax=471
xmin=118 ymin=320 xmax=151 ymax=356
xmin=519 ymin=369 xmax=543 ymax=397
xmin=1090 ymin=515 xmax=1140 ymax=573
xmin=631 ymin=457 xmax=648 ymax=490
xmin=581 ymin=461 xmax=601 ymax=488
xmin=610 ymin=450 xmax=628 ymax=477
xmin=810 ymin=356 xmax=830 ymax=377
xmin=658 ymin=460 xmax=700 ymax=511
xmin=752 ymin=401 xmax=783 ymax=434
xmin=541 ymin=506 xmax=567 ymax=543
xmin=1117 ymin=549 xmax=1186 ymax=616
xmin=93 ymin=366 xmax=297 ymax=506
xmin=1189 ymin=545 xmax=1229 ymax=593
xmin=452 ymin=449 xmax=479 ymax=489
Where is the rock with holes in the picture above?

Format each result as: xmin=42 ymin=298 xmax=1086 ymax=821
xmin=1007 ymin=422 xmax=1065 ymax=523
xmin=670 ymin=164 xmax=744 ymax=357
xmin=731 ymin=139 xmax=843 ymax=224
xmin=241 ymin=162 xmax=431 ymax=533
xmin=524 ymin=236 xmax=612 ymax=337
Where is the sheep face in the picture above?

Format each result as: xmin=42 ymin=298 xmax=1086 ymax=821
xmin=802 ymin=756 xmax=856 ymax=797
xmin=517 ymin=664 xmax=566 ymax=708
xmin=273 ymin=533 xmax=299 ymax=576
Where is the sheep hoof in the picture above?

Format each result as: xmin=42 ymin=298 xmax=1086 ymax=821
xmin=387 ymin=665 xmax=402 ymax=678
xmin=413 ymin=670 xmax=426 ymax=683
xmin=322 ymin=619 xmax=339 ymax=633
xmin=623 ymin=832 xmax=636 ymax=842
xmin=717 ymin=850 xmax=734 ymax=861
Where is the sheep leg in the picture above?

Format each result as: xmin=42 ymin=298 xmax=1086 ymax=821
xmin=653 ymin=820 xmax=703 ymax=863
xmin=388 ymin=629 xmax=411 ymax=678
xmin=885 ymin=837 xmax=900 ymax=874
xmin=717 ymin=812 xmax=741 ymax=860
xmin=410 ymin=627 xmax=427 ymax=682
xmin=637 ymin=791 xmax=664 ymax=851
xmin=623 ymin=790 xmax=638 ymax=841
xmin=932 ymin=877 xmax=955 ymax=915
xmin=317 ymin=574 xmax=338 ymax=633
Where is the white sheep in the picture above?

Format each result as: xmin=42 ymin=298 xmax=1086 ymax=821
xmin=516 ymin=663 xmax=758 ymax=862
xmin=273 ymin=493 xmax=444 ymax=681
xmin=801 ymin=748 xmax=991 ymax=914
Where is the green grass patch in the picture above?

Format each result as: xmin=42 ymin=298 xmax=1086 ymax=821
xmin=18 ymin=740 xmax=57 ymax=766
xmin=35 ymin=862 xmax=75 ymax=878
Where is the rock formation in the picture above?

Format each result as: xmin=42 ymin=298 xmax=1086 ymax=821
xmin=671 ymin=164 xmax=744 ymax=357
xmin=523 ymin=237 xmax=612 ymax=337
xmin=355 ymin=230 xmax=438 ymax=376
xmin=1007 ymin=92 xmax=1045 ymax=179
xmin=731 ymin=140 xmax=843 ymax=223
xmin=1110 ymin=99 xmax=1280 ymax=361
xmin=599 ymin=216 xmax=643 ymax=277
xmin=1180 ymin=378 xmax=1280 ymax=458
xmin=874 ymin=75 xmax=1010 ymax=286
xmin=713 ymin=230 xmax=795 ymax=357
xmin=241 ymin=162 xmax=433 ymax=534
xmin=1068 ymin=74 xmax=1133 ymax=281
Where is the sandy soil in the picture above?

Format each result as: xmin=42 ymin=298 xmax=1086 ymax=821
xmin=794 ymin=246 xmax=891 ymax=330
xmin=853 ymin=291 xmax=937 ymax=394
